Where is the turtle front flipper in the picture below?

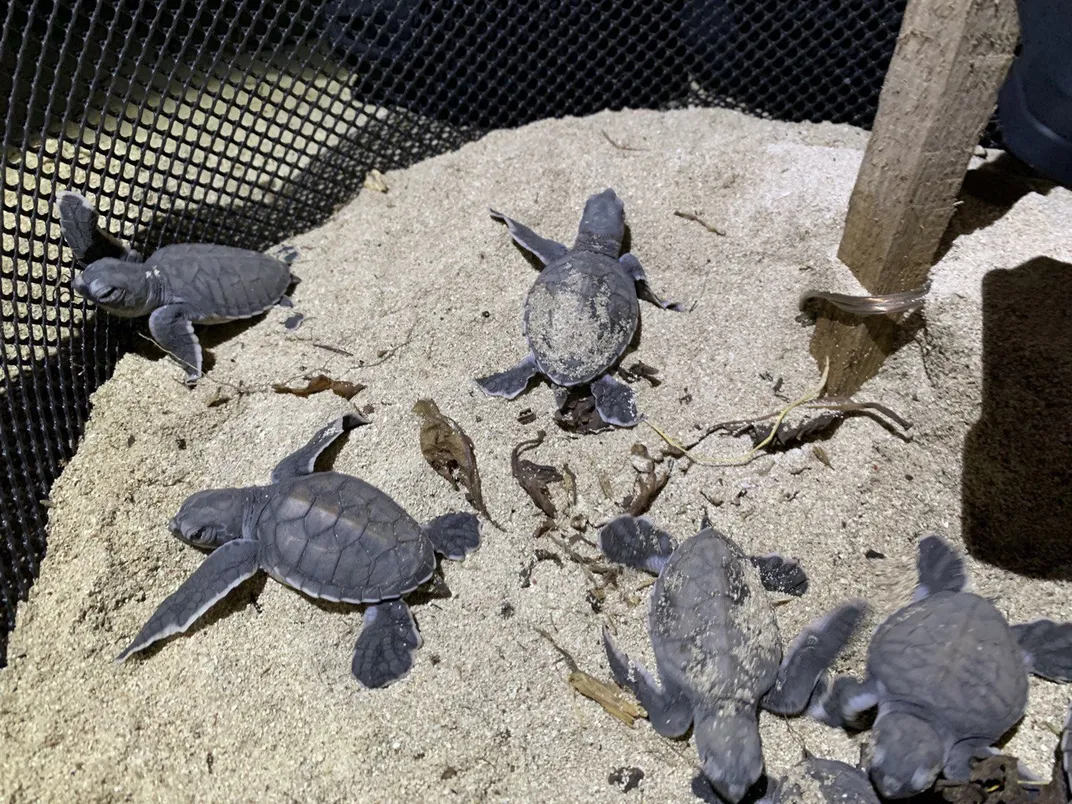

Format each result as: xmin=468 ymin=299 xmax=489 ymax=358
xmin=748 ymin=554 xmax=809 ymax=597
xmin=761 ymin=600 xmax=867 ymax=716
xmin=1011 ymin=619 xmax=1072 ymax=681
xmin=591 ymin=374 xmax=639 ymax=427
xmin=1062 ymin=702 xmax=1072 ymax=795
xmin=475 ymin=354 xmax=539 ymax=399
xmin=602 ymin=625 xmax=693 ymax=737
xmin=912 ymin=533 xmax=967 ymax=601
xmin=422 ymin=512 xmax=481 ymax=560
xmin=619 ymin=253 xmax=685 ymax=311
xmin=56 ymin=190 xmax=140 ymax=264
xmin=117 ymin=538 xmax=261 ymax=661
xmin=148 ymin=304 xmax=205 ymax=386
xmin=351 ymin=600 xmax=422 ymax=689
xmin=598 ymin=515 xmax=674 ymax=575
xmin=270 ymin=413 xmax=368 ymax=483
xmin=489 ymin=209 xmax=568 ymax=266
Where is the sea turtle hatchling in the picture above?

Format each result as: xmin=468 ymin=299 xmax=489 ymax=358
xmin=476 ymin=188 xmax=683 ymax=427
xmin=812 ymin=534 xmax=1072 ymax=799
xmin=759 ymin=754 xmax=880 ymax=804
xmin=599 ymin=515 xmax=866 ymax=803
xmin=116 ymin=414 xmax=481 ymax=688
xmin=57 ymin=190 xmax=294 ymax=386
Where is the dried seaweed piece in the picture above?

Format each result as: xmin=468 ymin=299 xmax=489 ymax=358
xmin=799 ymin=282 xmax=930 ymax=315
xmin=936 ymin=754 xmax=1037 ymax=804
xmin=511 ymin=430 xmax=564 ymax=517
xmin=413 ymin=398 xmax=493 ymax=523
xmin=517 ymin=408 xmax=537 ymax=425
xmin=569 ymin=671 xmax=646 ymax=727
xmin=747 ymin=411 xmax=841 ymax=449
xmin=618 ymin=361 xmax=662 ymax=387
xmin=622 ymin=444 xmax=672 ymax=516
xmin=553 ymin=389 xmax=612 ymax=434
xmin=272 ymin=374 xmax=365 ymax=400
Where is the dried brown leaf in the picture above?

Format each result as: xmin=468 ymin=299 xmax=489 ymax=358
xmin=363 ymin=168 xmax=389 ymax=192
xmin=568 ymin=671 xmax=646 ymax=727
xmin=272 ymin=374 xmax=365 ymax=400
xmin=413 ymin=398 xmax=493 ymax=523
xmin=511 ymin=430 xmax=564 ymax=518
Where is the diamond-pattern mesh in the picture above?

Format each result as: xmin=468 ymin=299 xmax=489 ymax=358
xmin=0 ymin=0 xmax=1003 ymax=663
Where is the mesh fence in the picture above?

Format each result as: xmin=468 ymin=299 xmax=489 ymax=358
xmin=0 ymin=0 xmax=1005 ymax=663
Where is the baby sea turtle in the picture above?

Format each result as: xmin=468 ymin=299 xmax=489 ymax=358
xmin=476 ymin=188 xmax=682 ymax=427
xmin=117 ymin=414 xmax=481 ymax=688
xmin=57 ymin=190 xmax=293 ymax=386
xmin=813 ymin=534 xmax=1072 ymax=799
xmin=599 ymin=515 xmax=866 ymax=803
xmin=760 ymin=754 xmax=880 ymax=804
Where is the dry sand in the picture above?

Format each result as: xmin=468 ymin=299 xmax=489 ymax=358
xmin=2 ymin=107 xmax=1071 ymax=803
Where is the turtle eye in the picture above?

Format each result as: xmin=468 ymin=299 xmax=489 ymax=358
xmin=98 ymin=287 xmax=123 ymax=303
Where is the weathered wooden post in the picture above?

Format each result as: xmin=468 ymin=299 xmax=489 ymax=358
xmin=810 ymin=0 xmax=1020 ymax=396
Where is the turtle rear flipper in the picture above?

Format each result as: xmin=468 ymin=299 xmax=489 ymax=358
xmin=762 ymin=601 xmax=867 ymax=715
xmin=619 ymin=253 xmax=685 ymax=311
xmin=489 ymin=209 xmax=568 ymax=266
xmin=351 ymin=600 xmax=422 ymax=689
xmin=598 ymin=515 xmax=674 ymax=575
xmin=591 ymin=374 xmax=639 ymax=427
xmin=117 ymin=538 xmax=260 ymax=661
xmin=913 ymin=533 xmax=967 ymax=600
xmin=56 ymin=190 xmax=138 ymax=264
xmin=748 ymin=554 xmax=809 ymax=597
xmin=807 ymin=674 xmax=879 ymax=729
xmin=475 ymin=354 xmax=539 ymax=399
xmin=270 ymin=413 xmax=367 ymax=483
xmin=422 ymin=512 xmax=480 ymax=560
xmin=602 ymin=625 xmax=693 ymax=737
xmin=1012 ymin=619 xmax=1072 ymax=681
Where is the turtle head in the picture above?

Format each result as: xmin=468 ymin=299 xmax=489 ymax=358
xmin=694 ymin=702 xmax=763 ymax=803
xmin=169 ymin=488 xmax=250 ymax=549
xmin=869 ymin=711 xmax=943 ymax=798
xmin=573 ymin=188 xmax=625 ymax=257
xmin=72 ymin=257 xmax=155 ymax=316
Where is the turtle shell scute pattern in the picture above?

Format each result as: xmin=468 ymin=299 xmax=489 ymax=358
xmin=649 ymin=529 xmax=781 ymax=708
xmin=153 ymin=243 xmax=291 ymax=321
xmin=868 ymin=592 xmax=1028 ymax=738
xmin=258 ymin=472 xmax=436 ymax=604
xmin=524 ymin=253 xmax=639 ymax=385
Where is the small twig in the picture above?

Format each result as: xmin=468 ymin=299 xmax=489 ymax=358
xmin=534 ymin=627 xmax=580 ymax=673
xmin=673 ymin=210 xmax=726 ymax=237
xmin=645 ymin=359 xmax=830 ymax=467
xmin=311 ymin=342 xmax=355 ymax=357
xmin=361 ymin=320 xmax=418 ymax=368
xmin=601 ymin=130 xmax=648 ymax=152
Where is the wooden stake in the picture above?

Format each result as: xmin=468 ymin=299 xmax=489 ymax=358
xmin=811 ymin=0 xmax=1020 ymax=396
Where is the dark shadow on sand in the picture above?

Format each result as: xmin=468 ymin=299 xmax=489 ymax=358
xmin=962 ymin=256 xmax=1072 ymax=579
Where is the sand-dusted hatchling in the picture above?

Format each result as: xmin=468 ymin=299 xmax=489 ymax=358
xmin=599 ymin=515 xmax=866 ymax=803
xmin=57 ymin=190 xmax=293 ymax=385
xmin=476 ymin=188 xmax=682 ymax=427
xmin=760 ymin=754 xmax=880 ymax=804
xmin=117 ymin=414 xmax=481 ymax=688
xmin=813 ymin=534 xmax=1072 ymax=799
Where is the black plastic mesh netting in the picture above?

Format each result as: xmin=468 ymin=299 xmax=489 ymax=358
xmin=0 ymin=0 xmax=1003 ymax=663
